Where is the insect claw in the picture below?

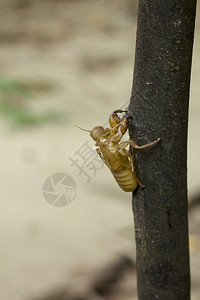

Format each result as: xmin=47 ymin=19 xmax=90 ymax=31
xmin=125 ymin=115 xmax=133 ymax=124
xmin=113 ymin=109 xmax=128 ymax=115
xmin=139 ymin=184 xmax=145 ymax=190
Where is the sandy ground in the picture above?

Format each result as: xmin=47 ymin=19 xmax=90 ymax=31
xmin=0 ymin=0 xmax=200 ymax=299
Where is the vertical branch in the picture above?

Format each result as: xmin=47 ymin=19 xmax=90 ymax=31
xmin=129 ymin=1 xmax=196 ymax=299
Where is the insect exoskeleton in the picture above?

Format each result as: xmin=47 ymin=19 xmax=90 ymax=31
xmin=76 ymin=110 xmax=160 ymax=192
xmin=112 ymin=169 xmax=138 ymax=192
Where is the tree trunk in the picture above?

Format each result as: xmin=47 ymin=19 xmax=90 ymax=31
xmin=128 ymin=1 xmax=197 ymax=299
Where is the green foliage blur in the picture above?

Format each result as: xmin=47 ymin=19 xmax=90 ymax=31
xmin=0 ymin=78 xmax=65 ymax=128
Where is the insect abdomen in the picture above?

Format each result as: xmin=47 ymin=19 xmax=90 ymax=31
xmin=112 ymin=168 xmax=137 ymax=192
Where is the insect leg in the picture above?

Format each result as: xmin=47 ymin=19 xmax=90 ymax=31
xmin=97 ymin=148 xmax=111 ymax=169
xmin=129 ymin=138 xmax=160 ymax=149
xmin=118 ymin=141 xmax=132 ymax=150
xmin=119 ymin=138 xmax=160 ymax=150
xmin=111 ymin=123 xmax=121 ymax=133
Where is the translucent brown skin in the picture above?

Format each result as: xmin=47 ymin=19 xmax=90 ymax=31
xmin=96 ymin=136 xmax=138 ymax=192
xmin=89 ymin=110 xmax=160 ymax=192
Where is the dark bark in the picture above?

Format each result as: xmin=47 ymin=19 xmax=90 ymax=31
xmin=128 ymin=1 xmax=196 ymax=299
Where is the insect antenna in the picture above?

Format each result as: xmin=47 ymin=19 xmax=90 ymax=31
xmin=75 ymin=125 xmax=90 ymax=132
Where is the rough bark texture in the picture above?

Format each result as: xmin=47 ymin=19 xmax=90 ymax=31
xmin=128 ymin=1 xmax=196 ymax=300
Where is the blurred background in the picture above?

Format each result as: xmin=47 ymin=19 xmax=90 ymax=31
xmin=0 ymin=0 xmax=199 ymax=299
